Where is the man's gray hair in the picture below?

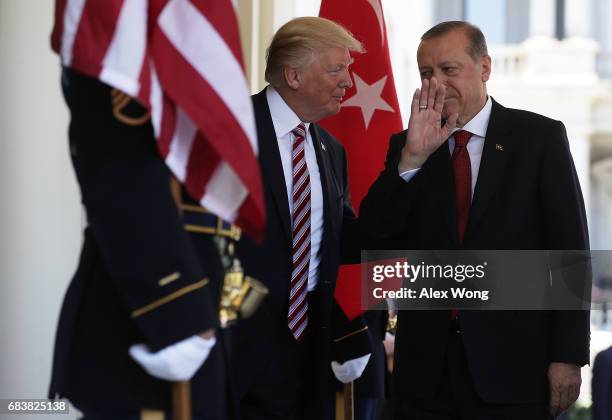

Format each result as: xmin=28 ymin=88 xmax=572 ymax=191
xmin=421 ymin=21 xmax=488 ymax=61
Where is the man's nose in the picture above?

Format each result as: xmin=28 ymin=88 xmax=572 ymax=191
xmin=341 ymin=69 xmax=353 ymax=88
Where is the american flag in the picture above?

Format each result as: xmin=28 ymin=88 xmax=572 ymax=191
xmin=51 ymin=0 xmax=265 ymax=239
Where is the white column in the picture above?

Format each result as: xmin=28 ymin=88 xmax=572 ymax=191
xmin=529 ymin=0 xmax=556 ymax=38
xmin=269 ymin=0 xmax=295 ymax=32
xmin=565 ymin=0 xmax=591 ymax=38
xmin=252 ymin=0 xmax=305 ymax=92
xmin=595 ymin=0 xmax=612 ymax=77
xmin=237 ymin=0 xmax=260 ymax=93
xmin=0 ymin=1 xmax=81 ymax=419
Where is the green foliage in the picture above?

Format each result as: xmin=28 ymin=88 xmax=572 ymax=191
xmin=565 ymin=402 xmax=592 ymax=420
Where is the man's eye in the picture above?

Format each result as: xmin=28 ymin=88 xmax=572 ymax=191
xmin=420 ymin=71 xmax=432 ymax=78
xmin=445 ymin=67 xmax=458 ymax=75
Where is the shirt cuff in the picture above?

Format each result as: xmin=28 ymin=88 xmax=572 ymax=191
xmin=399 ymin=168 xmax=420 ymax=183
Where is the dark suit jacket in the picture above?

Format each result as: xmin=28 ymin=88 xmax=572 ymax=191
xmin=592 ymin=346 xmax=612 ymax=420
xmin=49 ymin=68 xmax=227 ymax=418
xmin=360 ymin=98 xmax=590 ymax=405
xmin=231 ymin=88 xmax=368 ymax=414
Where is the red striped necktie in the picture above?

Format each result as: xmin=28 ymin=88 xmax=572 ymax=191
xmin=288 ymin=123 xmax=310 ymax=341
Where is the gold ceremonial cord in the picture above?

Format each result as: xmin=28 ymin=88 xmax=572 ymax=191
xmin=333 ymin=326 xmax=369 ymax=343
xmin=111 ymin=88 xmax=151 ymax=126
xmin=131 ymin=278 xmax=209 ymax=318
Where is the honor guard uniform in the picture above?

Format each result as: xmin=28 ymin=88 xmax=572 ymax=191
xmin=48 ymin=1 xmax=266 ymax=419
xmin=49 ymin=67 xmax=229 ymax=420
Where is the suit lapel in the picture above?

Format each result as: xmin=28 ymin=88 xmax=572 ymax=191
xmin=311 ymin=124 xmax=338 ymax=240
xmin=465 ymin=99 xmax=512 ymax=242
xmin=425 ymin=141 xmax=458 ymax=245
xmin=252 ymin=89 xmax=292 ymax=245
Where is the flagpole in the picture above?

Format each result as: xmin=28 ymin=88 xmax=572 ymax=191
xmin=344 ymin=381 xmax=354 ymax=420
xmin=171 ymin=381 xmax=191 ymax=420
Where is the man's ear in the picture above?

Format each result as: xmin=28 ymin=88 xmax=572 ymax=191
xmin=481 ymin=54 xmax=492 ymax=82
xmin=283 ymin=66 xmax=301 ymax=90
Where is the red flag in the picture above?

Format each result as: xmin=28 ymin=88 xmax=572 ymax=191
xmin=319 ymin=0 xmax=403 ymax=319
xmin=52 ymin=0 xmax=265 ymax=240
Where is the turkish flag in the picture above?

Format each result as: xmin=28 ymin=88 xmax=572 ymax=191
xmin=320 ymin=0 xmax=403 ymax=319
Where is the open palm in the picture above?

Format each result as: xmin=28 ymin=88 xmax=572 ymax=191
xmin=399 ymin=77 xmax=458 ymax=172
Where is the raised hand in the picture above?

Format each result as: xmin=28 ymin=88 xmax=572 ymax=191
xmin=398 ymin=77 xmax=458 ymax=172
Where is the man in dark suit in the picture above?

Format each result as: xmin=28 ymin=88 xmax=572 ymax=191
xmin=360 ymin=21 xmax=590 ymax=419
xmin=231 ymin=17 xmax=371 ymax=419
xmin=592 ymin=345 xmax=612 ymax=420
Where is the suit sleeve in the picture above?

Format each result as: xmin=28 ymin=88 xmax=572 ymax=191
xmin=330 ymin=303 xmax=371 ymax=363
xmin=68 ymin=73 xmax=217 ymax=351
xmin=337 ymin=143 xmax=360 ymax=264
xmin=539 ymin=120 xmax=590 ymax=365
xmin=330 ymin=139 xmax=372 ymax=361
xmin=359 ymin=132 xmax=423 ymax=245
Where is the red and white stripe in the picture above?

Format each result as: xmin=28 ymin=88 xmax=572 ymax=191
xmin=288 ymin=124 xmax=310 ymax=342
xmin=51 ymin=0 xmax=265 ymax=239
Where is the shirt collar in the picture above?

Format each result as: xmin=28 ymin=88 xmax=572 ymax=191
xmin=451 ymin=95 xmax=492 ymax=138
xmin=266 ymin=86 xmax=311 ymax=138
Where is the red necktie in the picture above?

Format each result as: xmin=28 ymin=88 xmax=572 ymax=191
xmin=288 ymin=123 xmax=310 ymax=341
xmin=452 ymin=130 xmax=473 ymax=243
xmin=451 ymin=130 xmax=472 ymax=319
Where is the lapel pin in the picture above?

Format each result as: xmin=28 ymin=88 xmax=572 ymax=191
xmin=321 ymin=142 xmax=326 ymax=152
xmin=495 ymin=144 xmax=504 ymax=152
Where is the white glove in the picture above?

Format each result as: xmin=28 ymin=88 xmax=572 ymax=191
xmin=129 ymin=335 xmax=216 ymax=381
xmin=331 ymin=353 xmax=371 ymax=384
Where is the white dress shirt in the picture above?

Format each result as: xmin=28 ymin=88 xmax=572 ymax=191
xmin=266 ymin=87 xmax=323 ymax=291
xmin=400 ymin=96 xmax=493 ymax=198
